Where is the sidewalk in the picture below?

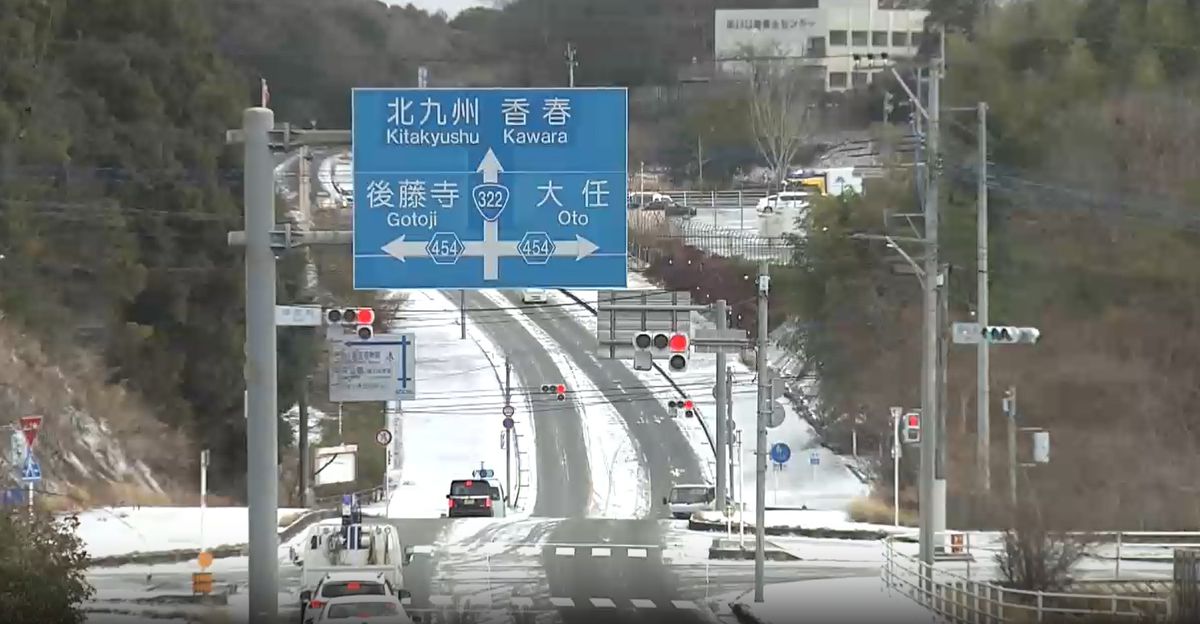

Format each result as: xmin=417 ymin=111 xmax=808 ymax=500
xmin=725 ymin=575 xmax=932 ymax=624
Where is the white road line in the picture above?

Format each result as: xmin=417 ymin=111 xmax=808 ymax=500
xmin=400 ymin=597 xmax=412 ymax=605
xmin=516 ymin=546 xmax=542 ymax=557
xmin=555 ymin=546 xmax=576 ymax=556
xmin=430 ymin=595 xmax=454 ymax=606
xmin=591 ymin=547 xmax=612 ymax=557
xmin=627 ymin=548 xmax=648 ymax=558
xmin=630 ymin=599 xmax=657 ymax=609
xmin=550 ymin=597 xmax=575 ymax=608
xmin=672 ymin=600 xmax=699 ymax=609
xmin=590 ymin=598 xmax=617 ymax=608
xmin=511 ymin=597 xmax=534 ymax=608
xmin=411 ymin=545 xmax=434 ymax=554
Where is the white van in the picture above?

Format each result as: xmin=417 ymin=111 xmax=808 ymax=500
xmin=662 ymin=484 xmax=716 ymax=519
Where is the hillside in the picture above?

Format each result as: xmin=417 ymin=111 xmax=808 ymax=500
xmin=0 ymin=317 xmax=188 ymax=507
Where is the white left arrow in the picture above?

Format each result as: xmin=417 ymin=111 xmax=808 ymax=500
xmin=381 ymin=235 xmax=431 ymax=262
xmin=551 ymin=234 xmax=601 ymax=261
xmin=477 ymin=148 xmax=504 ymax=184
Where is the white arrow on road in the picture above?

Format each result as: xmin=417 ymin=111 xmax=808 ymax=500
xmin=551 ymin=234 xmax=600 ymax=261
xmin=477 ymin=148 xmax=504 ymax=184
xmin=380 ymin=235 xmax=430 ymax=262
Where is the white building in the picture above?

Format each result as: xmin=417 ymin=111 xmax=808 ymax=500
xmin=714 ymin=0 xmax=930 ymax=92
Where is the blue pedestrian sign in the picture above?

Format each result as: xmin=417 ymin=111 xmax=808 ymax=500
xmin=769 ymin=442 xmax=791 ymax=464
xmin=351 ymin=88 xmax=629 ymax=289
xmin=809 ymin=452 xmax=820 ymax=466
xmin=21 ymin=453 xmax=41 ymax=482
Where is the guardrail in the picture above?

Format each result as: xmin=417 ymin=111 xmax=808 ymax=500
xmin=881 ymin=537 xmax=1171 ymax=623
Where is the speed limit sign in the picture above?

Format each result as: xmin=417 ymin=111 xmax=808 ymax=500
xmin=375 ymin=429 xmax=393 ymax=446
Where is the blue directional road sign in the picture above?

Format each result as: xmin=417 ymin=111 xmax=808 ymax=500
xmin=769 ymin=442 xmax=791 ymax=464
xmin=352 ymin=88 xmax=629 ymax=289
xmin=21 ymin=453 xmax=41 ymax=482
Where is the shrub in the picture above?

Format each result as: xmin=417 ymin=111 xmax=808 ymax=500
xmin=995 ymin=504 xmax=1093 ymax=592
xmin=0 ymin=509 xmax=94 ymax=624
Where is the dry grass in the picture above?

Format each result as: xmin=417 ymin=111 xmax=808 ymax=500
xmin=0 ymin=316 xmax=191 ymax=505
xmin=848 ymin=496 xmax=918 ymax=527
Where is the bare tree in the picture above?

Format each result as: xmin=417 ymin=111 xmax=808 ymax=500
xmin=737 ymin=44 xmax=819 ymax=186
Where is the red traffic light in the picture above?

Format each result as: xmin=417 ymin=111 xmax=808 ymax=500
xmin=669 ymin=334 xmax=688 ymax=352
xmin=907 ymin=414 xmax=920 ymax=428
xmin=357 ymin=307 xmax=376 ymax=325
xmin=684 ymin=400 xmax=694 ymax=410
xmin=556 ymin=384 xmax=566 ymax=394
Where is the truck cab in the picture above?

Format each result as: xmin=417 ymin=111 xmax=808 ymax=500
xmin=662 ymin=484 xmax=717 ymax=519
xmin=291 ymin=522 xmax=413 ymax=611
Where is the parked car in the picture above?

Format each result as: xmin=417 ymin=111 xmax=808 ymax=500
xmin=645 ymin=198 xmax=696 ymax=217
xmin=521 ymin=288 xmax=548 ymax=304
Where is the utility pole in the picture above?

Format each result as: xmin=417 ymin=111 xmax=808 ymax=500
xmin=565 ymin=42 xmax=577 ymax=87
xmin=917 ymin=35 xmax=943 ymax=575
xmin=727 ymin=368 xmax=735 ymax=495
xmin=1006 ymin=386 xmax=1018 ymax=509
xmin=977 ymin=101 xmax=991 ymax=493
xmin=242 ymin=107 xmax=280 ymax=623
xmin=753 ymin=261 xmax=770 ymax=603
xmin=298 ymin=380 xmax=309 ymax=506
xmin=460 ymin=290 xmax=467 ymax=340
xmin=200 ymin=449 xmax=209 ymax=554
xmin=505 ymin=356 xmax=513 ymax=504
xmin=714 ymin=299 xmax=729 ymax=511
xmin=935 ymin=263 xmax=949 ymax=550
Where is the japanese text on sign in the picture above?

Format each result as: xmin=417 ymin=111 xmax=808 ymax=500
xmin=382 ymin=95 xmax=576 ymax=147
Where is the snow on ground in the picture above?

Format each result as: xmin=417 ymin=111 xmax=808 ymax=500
xmin=375 ymin=290 xmax=537 ymax=519
xmin=75 ymin=506 xmax=308 ymax=558
xmin=553 ymin=275 xmax=867 ymax=514
xmin=478 ymin=288 xmax=650 ymax=519
xmin=718 ymin=576 xmax=934 ymax=624
xmin=281 ymin=404 xmax=327 ymax=445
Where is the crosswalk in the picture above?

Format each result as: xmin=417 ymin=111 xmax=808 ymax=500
xmin=402 ymin=594 xmax=705 ymax=612
xmin=409 ymin=543 xmax=660 ymax=560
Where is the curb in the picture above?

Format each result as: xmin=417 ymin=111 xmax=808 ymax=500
xmin=88 ymin=508 xmax=341 ymax=568
xmin=687 ymin=517 xmax=890 ymax=541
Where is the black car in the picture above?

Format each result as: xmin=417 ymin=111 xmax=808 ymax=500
xmin=645 ymin=198 xmax=696 ymax=217
xmin=446 ymin=479 xmax=497 ymax=518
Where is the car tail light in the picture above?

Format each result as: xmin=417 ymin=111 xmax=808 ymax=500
xmin=447 ymin=499 xmax=455 ymax=508
xmin=309 ymin=599 xmax=325 ymax=609
xmin=484 ymin=497 xmax=492 ymax=508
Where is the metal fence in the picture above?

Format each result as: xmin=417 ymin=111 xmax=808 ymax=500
xmin=628 ymin=210 xmax=795 ymax=265
xmin=881 ymin=537 xmax=1171 ymax=623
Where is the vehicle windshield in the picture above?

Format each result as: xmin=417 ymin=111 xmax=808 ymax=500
xmin=450 ymin=480 xmax=491 ymax=496
xmin=320 ymin=581 xmax=386 ymax=598
xmin=323 ymin=601 xmax=399 ymax=619
xmin=670 ymin=487 xmax=712 ymax=504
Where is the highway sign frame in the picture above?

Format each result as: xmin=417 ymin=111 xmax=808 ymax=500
xmin=351 ymin=87 xmax=629 ymax=290
xmin=769 ymin=442 xmax=791 ymax=464
xmin=596 ymin=290 xmax=693 ymax=359
xmin=329 ymin=333 xmax=416 ymax=402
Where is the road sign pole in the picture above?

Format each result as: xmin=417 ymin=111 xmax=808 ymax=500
xmin=714 ymin=299 xmax=729 ymax=512
xmin=754 ymin=261 xmax=769 ymax=603
xmin=242 ymin=107 xmax=280 ymax=622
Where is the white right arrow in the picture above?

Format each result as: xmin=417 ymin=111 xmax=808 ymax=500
xmin=551 ymin=235 xmax=600 ymax=261
xmin=476 ymin=148 xmax=504 ymax=184
xmin=381 ymin=235 xmax=432 ymax=262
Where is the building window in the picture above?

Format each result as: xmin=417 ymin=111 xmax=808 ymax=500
xmin=851 ymin=30 xmax=868 ymax=46
xmin=829 ymin=72 xmax=849 ymax=89
xmin=807 ymin=36 xmax=826 ymax=57
xmin=911 ymin=31 xmax=925 ymax=47
xmin=829 ymin=30 xmax=847 ymax=46
xmin=851 ymin=71 xmax=869 ymax=87
xmin=892 ymin=31 xmax=909 ymax=47
xmin=872 ymin=31 xmax=888 ymax=47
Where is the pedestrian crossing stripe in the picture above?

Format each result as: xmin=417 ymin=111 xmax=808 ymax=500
xmin=407 ymin=544 xmax=661 ymax=558
xmin=410 ymin=595 xmax=706 ymax=611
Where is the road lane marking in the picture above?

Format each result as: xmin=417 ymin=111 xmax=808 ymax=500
xmin=630 ymin=599 xmax=657 ymax=609
xmin=550 ymin=597 xmax=574 ymax=607
xmin=591 ymin=547 xmax=611 ymax=557
xmin=590 ymin=598 xmax=616 ymax=608
xmin=672 ymin=600 xmax=699 ymax=609
xmin=511 ymin=597 xmax=534 ymax=608
xmin=555 ymin=546 xmax=575 ymax=556
xmin=627 ymin=548 xmax=648 ymax=558
xmin=411 ymin=545 xmax=434 ymax=554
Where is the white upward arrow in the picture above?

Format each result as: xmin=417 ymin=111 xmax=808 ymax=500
xmin=551 ymin=234 xmax=600 ymax=261
xmin=476 ymin=148 xmax=504 ymax=184
xmin=380 ymin=235 xmax=430 ymax=262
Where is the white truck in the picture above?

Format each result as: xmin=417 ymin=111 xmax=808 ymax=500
xmin=290 ymin=522 xmax=414 ymax=614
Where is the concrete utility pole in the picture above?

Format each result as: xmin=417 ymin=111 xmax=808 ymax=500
xmin=727 ymin=368 xmax=735 ymax=495
xmin=505 ymin=356 xmax=513 ymax=504
xmin=242 ymin=107 xmax=280 ymax=622
xmin=918 ymin=39 xmax=943 ymax=575
xmin=714 ymin=299 xmax=729 ymax=511
xmin=298 ymin=381 xmax=309 ymax=504
xmin=1006 ymin=386 xmax=1018 ymax=509
xmin=753 ymin=261 xmax=770 ymax=603
xmin=935 ymin=263 xmax=949 ymax=549
xmin=566 ymin=42 xmax=578 ymax=87
xmin=976 ymin=101 xmax=991 ymax=493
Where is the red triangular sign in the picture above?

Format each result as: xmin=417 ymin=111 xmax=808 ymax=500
xmin=19 ymin=416 xmax=42 ymax=447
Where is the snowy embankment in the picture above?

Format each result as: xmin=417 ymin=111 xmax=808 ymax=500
xmin=554 ymin=272 xmax=868 ymax=518
xmin=377 ymin=290 xmax=537 ymax=518
xmin=478 ymin=289 xmax=650 ymax=519
xmin=75 ymin=506 xmax=308 ymax=559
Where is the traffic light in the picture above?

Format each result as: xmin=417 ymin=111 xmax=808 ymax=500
xmin=632 ymin=331 xmax=667 ymax=371
xmin=667 ymin=399 xmax=695 ymax=418
xmin=541 ymin=383 xmax=566 ymax=401
xmin=982 ymin=325 xmax=1040 ymax=344
xmin=666 ymin=333 xmax=689 ymax=373
xmin=327 ymin=307 xmax=376 ymax=340
xmin=902 ymin=412 xmax=920 ymax=444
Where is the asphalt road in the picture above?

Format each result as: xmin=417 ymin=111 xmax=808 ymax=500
xmin=495 ymin=290 xmax=707 ymax=515
xmin=455 ymin=289 xmax=592 ymax=519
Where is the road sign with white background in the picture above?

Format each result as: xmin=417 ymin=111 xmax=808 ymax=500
xmin=275 ymin=304 xmax=323 ymax=327
xmin=809 ymin=452 xmax=820 ymax=466
xmin=352 ymin=88 xmax=629 ymax=289
xmin=375 ymin=429 xmax=393 ymax=446
xmin=329 ymin=333 xmax=416 ymax=402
